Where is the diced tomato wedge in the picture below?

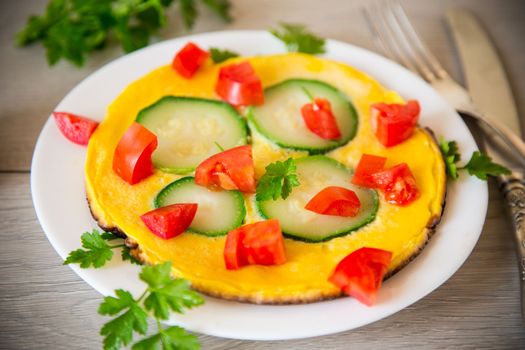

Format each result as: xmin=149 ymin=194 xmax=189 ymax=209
xmin=301 ymin=98 xmax=341 ymax=140
xmin=195 ymin=145 xmax=256 ymax=193
xmin=215 ymin=61 xmax=264 ymax=106
xmin=172 ymin=42 xmax=209 ymax=79
xmin=370 ymin=163 xmax=419 ymax=205
xmin=140 ymin=203 xmax=198 ymax=239
xmin=328 ymin=247 xmax=392 ymax=306
xmin=224 ymin=228 xmax=247 ymax=270
xmin=224 ymin=219 xmax=286 ymax=270
xmin=370 ymin=100 xmax=420 ymax=147
xmin=53 ymin=112 xmax=99 ymax=146
xmin=305 ymin=186 xmax=361 ymax=217
xmin=351 ymin=154 xmax=387 ymax=188
xmin=113 ymin=122 xmax=158 ymax=185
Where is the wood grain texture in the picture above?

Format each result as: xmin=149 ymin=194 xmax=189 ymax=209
xmin=1 ymin=0 xmax=524 ymax=349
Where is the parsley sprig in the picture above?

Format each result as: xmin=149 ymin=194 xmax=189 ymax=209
xmin=439 ymin=138 xmax=511 ymax=180
xmin=270 ymin=23 xmax=326 ymax=55
xmin=64 ymin=229 xmax=141 ymax=268
xmin=16 ymin=0 xmax=232 ymax=67
xmin=99 ymin=262 xmax=204 ymax=350
xmin=256 ymin=158 xmax=300 ymax=201
xmin=209 ymin=47 xmax=239 ymax=63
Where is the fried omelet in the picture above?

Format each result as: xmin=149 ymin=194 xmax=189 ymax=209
xmin=86 ymin=53 xmax=446 ymax=304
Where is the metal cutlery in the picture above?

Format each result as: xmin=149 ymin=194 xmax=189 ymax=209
xmin=363 ymin=0 xmax=525 ymax=323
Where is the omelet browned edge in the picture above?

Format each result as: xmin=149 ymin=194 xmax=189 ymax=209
xmin=86 ymin=127 xmax=446 ymax=305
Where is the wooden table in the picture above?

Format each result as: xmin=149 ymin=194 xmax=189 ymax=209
xmin=1 ymin=0 xmax=524 ymax=348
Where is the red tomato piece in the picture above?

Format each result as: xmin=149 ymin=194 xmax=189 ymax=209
xmin=370 ymin=100 xmax=420 ymax=147
xmin=172 ymin=42 xmax=209 ymax=79
xmin=301 ymin=98 xmax=342 ymax=140
xmin=224 ymin=219 xmax=286 ymax=270
xmin=215 ymin=61 xmax=264 ymax=106
xmin=140 ymin=203 xmax=198 ymax=239
xmin=53 ymin=111 xmax=99 ymax=146
xmin=328 ymin=247 xmax=392 ymax=306
xmin=224 ymin=228 xmax=247 ymax=270
xmin=113 ymin=122 xmax=158 ymax=185
xmin=370 ymin=163 xmax=419 ymax=205
xmin=305 ymin=186 xmax=361 ymax=217
xmin=351 ymin=154 xmax=387 ymax=188
xmin=195 ymin=145 xmax=256 ymax=193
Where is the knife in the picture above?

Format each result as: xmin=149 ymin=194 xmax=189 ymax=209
xmin=446 ymin=8 xmax=525 ymax=323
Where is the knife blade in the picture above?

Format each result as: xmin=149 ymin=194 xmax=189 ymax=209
xmin=446 ymin=8 xmax=525 ymax=324
xmin=446 ymin=8 xmax=521 ymax=137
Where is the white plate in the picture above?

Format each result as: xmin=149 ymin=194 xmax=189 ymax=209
xmin=31 ymin=30 xmax=487 ymax=341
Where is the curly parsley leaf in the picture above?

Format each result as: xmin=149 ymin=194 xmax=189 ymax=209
xmin=141 ymin=262 xmax=205 ymax=320
xmin=132 ymin=326 xmax=200 ymax=350
xmin=98 ymin=263 xmax=204 ymax=349
xmin=64 ymin=229 xmax=140 ymax=268
xmin=201 ymin=0 xmax=232 ymax=21
xmin=100 ymin=303 xmax=148 ymax=350
xmin=122 ymin=246 xmax=143 ymax=265
xmin=16 ymin=0 xmax=232 ymax=67
xmin=180 ymin=0 xmax=198 ymax=29
xmin=64 ymin=230 xmax=114 ymax=268
xmin=460 ymin=151 xmax=511 ymax=180
xmin=256 ymin=158 xmax=300 ymax=201
xmin=101 ymin=231 xmax=122 ymax=241
xmin=439 ymin=138 xmax=511 ymax=180
xmin=99 ymin=289 xmax=137 ymax=316
xmin=439 ymin=138 xmax=461 ymax=179
xmin=270 ymin=23 xmax=325 ymax=55
xmin=209 ymin=47 xmax=239 ymax=63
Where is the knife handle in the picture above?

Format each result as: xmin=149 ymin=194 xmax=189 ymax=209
xmin=499 ymin=174 xmax=525 ymax=323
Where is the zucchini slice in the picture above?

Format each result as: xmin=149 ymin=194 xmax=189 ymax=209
xmin=248 ymin=79 xmax=357 ymax=153
xmin=155 ymin=177 xmax=246 ymax=236
xmin=137 ymin=96 xmax=247 ymax=174
xmin=257 ymin=156 xmax=378 ymax=242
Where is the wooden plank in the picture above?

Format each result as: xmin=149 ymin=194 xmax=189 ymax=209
xmin=1 ymin=174 xmax=524 ymax=348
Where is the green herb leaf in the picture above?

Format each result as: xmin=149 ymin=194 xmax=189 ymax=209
xmin=122 ymin=246 xmax=142 ymax=265
xmin=180 ymin=0 xmax=198 ymax=29
xmin=439 ymin=138 xmax=461 ymax=179
xmin=161 ymin=326 xmax=200 ymax=350
xmin=98 ymin=263 xmax=204 ymax=350
xmin=256 ymin=158 xmax=300 ymax=201
xmin=439 ymin=137 xmax=512 ymax=180
xmin=99 ymin=289 xmax=137 ymax=316
xmin=132 ymin=326 xmax=200 ymax=350
xmin=461 ymin=151 xmax=511 ymax=180
xmin=16 ymin=0 xmax=232 ymax=66
xmin=201 ymin=0 xmax=232 ymax=21
xmin=131 ymin=333 xmax=162 ymax=350
xmin=101 ymin=231 xmax=122 ymax=241
xmin=141 ymin=262 xmax=205 ymax=320
xmin=209 ymin=47 xmax=239 ymax=63
xmin=64 ymin=230 xmax=114 ymax=268
xmin=100 ymin=303 xmax=148 ymax=350
xmin=270 ymin=23 xmax=325 ymax=55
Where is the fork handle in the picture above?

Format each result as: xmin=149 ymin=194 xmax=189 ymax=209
xmin=499 ymin=174 xmax=525 ymax=323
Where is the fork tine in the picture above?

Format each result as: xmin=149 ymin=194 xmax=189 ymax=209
xmin=380 ymin=0 xmax=438 ymax=82
xmin=363 ymin=1 xmax=420 ymax=75
xmin=391 ymin=1 xmax=449 ymax=79
xmin=362 ymin=7 xmax=395 ymax=61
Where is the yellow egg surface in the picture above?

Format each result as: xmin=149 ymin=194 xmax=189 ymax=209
xmin=85 ymin=53 xmax=446 ymax=304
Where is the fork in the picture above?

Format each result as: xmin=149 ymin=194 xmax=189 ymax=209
xmin=363 ymin=0 xmax=525 ymax=325
xmin=362 ymin=0 xmax=525 ymax=168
